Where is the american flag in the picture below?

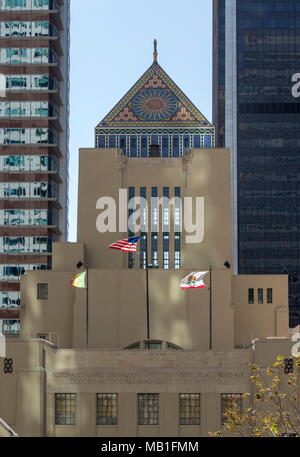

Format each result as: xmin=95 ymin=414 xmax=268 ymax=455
xmin=108 ymin=237 xmax=141 ymax=252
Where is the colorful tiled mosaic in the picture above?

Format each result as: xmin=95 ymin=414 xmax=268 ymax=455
xmin=95 ymin=50 xmax=215 ymax=157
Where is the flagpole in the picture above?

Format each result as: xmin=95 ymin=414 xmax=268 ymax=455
xmin=86 ymin=264 xmax=89 ymax=349
xmin=145 ymin=233 xmax=150 ymax=349
xmin=209 ymin=264 xmax=212 ymax=350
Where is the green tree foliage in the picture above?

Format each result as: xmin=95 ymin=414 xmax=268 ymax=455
xmin=211 ymin=356 xmax=300 ymax=437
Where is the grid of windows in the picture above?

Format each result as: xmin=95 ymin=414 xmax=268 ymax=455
xmin=0 ymin=21 xmax=57 ymax=38
xmin=96 ymin=133 xmax=214 ymax=158
xmin=138 ymin=393 xmax=159 ymax=425
xmin=0 ymin=291 xmax=20 ymax=309
xmin=0 ymin=47 xmax=58 ymax=64
xmin=5 ymin=74 xmax=58 ymax=91
xmin=0 ymin=155 xmax=57 ymax=171
xmin=0 ymin=182 xmax=58 ymax=199
xmin=0 ymin=101 xmax=58 ymax=118
xmin=37 ymin=283 xmax=48 ymax=300
xmin=55 ymin=393 xmax=76 ymax=425
xmin=0 ymin=0 xmax=58 ymax=11
xmin=96 ymin=394 xmax=118 ymax=426
xmin=0 ymin=236 xmax=52 ymax=254
xmin=234 ymin=0 xmax=300 ymax=327
xmin=179 ymin=394 xmax=200 ymax=425
xmin=221 ymin=394 xmax=242 ymax=425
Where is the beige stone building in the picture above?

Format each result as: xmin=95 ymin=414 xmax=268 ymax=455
xmin=0 ymin=52 xmax=297 ymax=437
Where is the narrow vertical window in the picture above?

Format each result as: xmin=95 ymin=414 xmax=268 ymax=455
xmin=140 ymin=187 xmax=147 ymax=269
xmin=141 ymin=135 xmax=148 ymax=157
xmin=119 ymin=135 xmax=127 ymax=155
xmin=248 ymin=288 xmax=254 ymax=304
xmin=130 ymin=135 xmax=137 ymax=157
xmin=174 ymin=187 xmax=181 ymax=269
xmin=163 ymin=234 xmax=169 ymax=270
xmin=258 ymin=288 xmax=263 ymax=304
xmin=267 ymin=288 xmax=273 ymax=304
xmin=163 ymin=187 xmax=169 ymax=231
xmin=128 ymin=187 xmax=135 ymax=269
xmin=151 ymin=234 xmax=158 ymax=268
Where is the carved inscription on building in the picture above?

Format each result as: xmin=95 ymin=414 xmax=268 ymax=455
xmin=51 ymin=370 xmax=248 ymax=386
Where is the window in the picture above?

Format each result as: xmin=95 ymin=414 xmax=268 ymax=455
xmin=179 ymin=394 xmax=200 ymax=425
xmin=148 ymin=342 xmax=162 ymax=350
xmin=128 ymin=187 xmax=135 ymax=269
xmin=97 ymin=394 xmax=118 ymax=425
xmin=151 ymin=234 xmax=158 ymax=268
xmin=37 ymin=283 xmax=48 ymax=300
xmin=248 ymin=288 xmax=254 ymax=304
xmin=3 ymin=358 xmax=13 ymax=374
xmin=149 ymin=144 xmax=160 ymax=157
xmin=258 ymin=288 xmax=263 ymax=304
xmin=37 ymin=334 xmax=47 ymax=340
xmin=284 ymin=359 xmax=294 ymax=375
xmin=138 ymin=394 xmax=159 ymax=425
xmin=55 ymin=393 xmax=76 ymax=425
xmin=221 ymin=394 xmax=242 ymax=425
xmin=267 ymin=288 xmax=273 ymax=304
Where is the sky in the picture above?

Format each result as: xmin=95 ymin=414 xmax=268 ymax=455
xmin=68 ymin=0 xmax=213 ymax=241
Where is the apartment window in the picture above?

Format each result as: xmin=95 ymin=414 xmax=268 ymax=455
xmin=179 ymin=394 xmax=200 ymax=425
xmin=221 ymin=394 xmax=242 ymax=425
xmin=248 ymin=288 xmax=254 ymax=304
xmin=138 ymin=394 xmax=159 ymax=425
xmin=97 ymin=394 xmax=118 ymax=425
xmin=55 ymin=393 xmax=76 ymax=425
xmin=258 ymin=288 xmax=263 ymax=304
xmin=37 ymin=283 xmax=48 ymax=300
xmin=267 ymin=288 xmax=273 ymax=304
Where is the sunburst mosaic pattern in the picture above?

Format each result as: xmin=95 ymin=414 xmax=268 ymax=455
xmin=132 ymin=89 xmax=179 ymax=121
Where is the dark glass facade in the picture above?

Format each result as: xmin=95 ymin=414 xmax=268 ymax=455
xmin=213 ymin=0 xmax=300 ymax=327
xmin=213 ymin=0 xmax=225 ymax=148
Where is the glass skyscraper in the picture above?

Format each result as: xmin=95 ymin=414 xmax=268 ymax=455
xmin=213 ymin=0 xmax=300 ymax=327
xmin=0 ymin=0 xmax=70 ymax=335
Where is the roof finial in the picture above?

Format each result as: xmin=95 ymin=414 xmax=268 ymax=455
xmin=153 ymin=39 xmax=158 ymax=62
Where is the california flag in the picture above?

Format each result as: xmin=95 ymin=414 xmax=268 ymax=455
xmin=180 ymin=271 xmax=208 ymax=290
